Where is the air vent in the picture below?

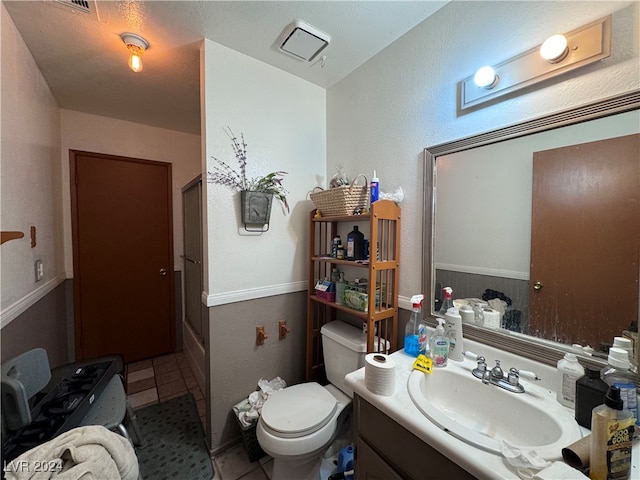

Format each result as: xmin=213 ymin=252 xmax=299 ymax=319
xmin=46 ymin=0 xmax=99 ymax=21
xmin=278 ymin=20 xmax=330 ymax=62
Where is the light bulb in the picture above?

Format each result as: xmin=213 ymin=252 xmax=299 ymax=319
xmin=474 ymin=66 xmax=499 ymax=89
xmin=128 ymin=52 xmax=143 ymax=72
xmin=540 ymin=34 xmax=568 ymax=63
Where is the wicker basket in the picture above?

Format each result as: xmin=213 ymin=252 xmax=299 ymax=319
xmin=310 ymin=174 xmax=369 ymax=217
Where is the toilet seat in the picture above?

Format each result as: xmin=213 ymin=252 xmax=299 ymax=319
xmin=260 ymin=383 xmax=338 ymax=438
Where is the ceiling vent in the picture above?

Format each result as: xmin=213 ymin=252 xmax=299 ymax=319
xmin=46 ymin=0 xmax=99 ymax=21
xmin=278 ymin=20 xmax=330 ymax=62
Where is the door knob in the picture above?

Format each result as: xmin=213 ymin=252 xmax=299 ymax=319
xmin=533 ymin=281 xmax=543 ymax=291
xmin=159 ymin=268 xmax=167 ymax=276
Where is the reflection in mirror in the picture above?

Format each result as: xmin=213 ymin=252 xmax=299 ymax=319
xmin=423 ymin=90 xmax=640 ymax=367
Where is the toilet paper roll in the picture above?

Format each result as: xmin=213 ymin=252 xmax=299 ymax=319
xmin=483 ymin=308 xmax=502 ymax=329
xmin=561 ymin=435 xmax=590 ymax=469
xmin=364 ymin=353 xmax=396 ymax=396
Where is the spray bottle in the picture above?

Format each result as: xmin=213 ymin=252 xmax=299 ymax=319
xmin=438 ymin=287 xmax=453 ymax=316
xmin=404 ymin=294 xmax=424 ymax=357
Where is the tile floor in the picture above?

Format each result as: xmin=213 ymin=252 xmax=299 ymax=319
xmin=125 ymin=353 xmax=273 ymax=480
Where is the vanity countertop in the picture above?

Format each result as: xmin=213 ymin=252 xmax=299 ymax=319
xmin=345 ymin=347 xmax=640 ymax=480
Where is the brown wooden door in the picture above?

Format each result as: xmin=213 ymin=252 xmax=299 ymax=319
xmin=71 ymin=151 xmax=174 ymax=362
xmin=529 ymin=134 xmax=639 ymax=348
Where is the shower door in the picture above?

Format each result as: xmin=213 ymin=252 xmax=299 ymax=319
xmin=182 ymin=176 xmax=205 ymax=343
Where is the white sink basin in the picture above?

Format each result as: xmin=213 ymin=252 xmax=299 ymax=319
xmin=407 ymin=361 xmax=583 ymax=460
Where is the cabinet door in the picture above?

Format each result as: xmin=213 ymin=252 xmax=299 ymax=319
xmin=356 ymin=439 xmax=404 ymax=480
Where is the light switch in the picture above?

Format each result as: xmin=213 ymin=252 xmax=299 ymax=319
xmin=35 ymin=259 xmax=43 ymax=281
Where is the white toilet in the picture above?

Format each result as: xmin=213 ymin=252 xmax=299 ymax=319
xmin=256 ymin=320 xmax=368 ymax=480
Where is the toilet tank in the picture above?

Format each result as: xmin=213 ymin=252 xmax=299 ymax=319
xmin=321 ymin=321 xmax=369 ymax=397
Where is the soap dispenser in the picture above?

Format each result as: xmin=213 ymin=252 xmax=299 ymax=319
xmin=444 ymin=307 xmax=464 ymax=362
xmin=430 ymin=319 xmax=449 ymax=368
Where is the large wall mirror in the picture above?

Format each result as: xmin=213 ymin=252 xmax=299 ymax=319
xmin=422 ymin=90 xmax=640 ymax=367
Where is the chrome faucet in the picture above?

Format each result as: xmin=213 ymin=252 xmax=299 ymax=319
xmin=471 ymin=356 xmax=540 ymax=394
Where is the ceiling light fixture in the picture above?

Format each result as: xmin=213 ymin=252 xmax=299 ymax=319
xmin=121 ymin=33 xmax=149 ymax=73
xmin=459 ymin=15 xmax=611 ymax=110
xmin=540 ymin=34 xmax=569 ymax=63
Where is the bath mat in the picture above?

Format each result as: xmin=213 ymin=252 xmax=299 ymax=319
xmin=134 ymin=393 xmax=213 ymax=480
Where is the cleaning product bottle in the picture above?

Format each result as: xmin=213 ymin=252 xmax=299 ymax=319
xmin=346 ymin=226 xmax=364 ymax=260
xmin=370 ymin=171 xmax=379 ymax=206
xmin=589 ymin=385 xmax=634 ymax=480
xmin=438 ymin=287 xmax=453 ymax=316
xmin=556 ymin=353 xmax=584 ymax=409
xmin=430 ymin=319 xmax=449 ymax=367
xmin=404 ymin=294 xmax=424 ymax=357
xmin=601 ymin=347 xmax=639 ymax=426
xmin=575 ymin=367 xmax=609 ymax=428
xmin=444 ymin=307 xmax=464 ymax=361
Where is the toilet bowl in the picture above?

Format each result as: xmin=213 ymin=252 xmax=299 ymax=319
xmin=256 ymin=321 xmax=369 ymax=480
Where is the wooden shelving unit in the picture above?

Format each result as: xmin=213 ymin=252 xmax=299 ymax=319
xmin=306 ymin=200 xmax=400 ymax=382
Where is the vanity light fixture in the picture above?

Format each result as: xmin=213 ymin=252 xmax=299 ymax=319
xmin=473 ymin=66 xmax=499 ymax=89
xmin=540 ymin=34 xmax=569 ymax=63
xmin=121 ymin=33 xmax=149 ymax=73
xmin=459 ymin=15 xmax=611 ymax=110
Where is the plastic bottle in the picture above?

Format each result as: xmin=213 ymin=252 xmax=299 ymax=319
xmin=429 ymin=319 xmax=449 ymax=368
xmin=346 ymin=226 xmax=364 ymax=261
xmin=575 ymin=367 xmax=609 ymax=428
xmin=404 ymin=294 xmax=424 ymax=357
xmin=589 ymin=385 xmax=634 ymax=480
xmin=444 ymin=307 xmax=464 ymax=362
xmin=331 ymin=234 xmax=341 ymax=258
xmin=438 ymin=287 xmax=453 ymax=316
xmin=556 ymin=353 xmax=584 ymax=408
xmin=601 ymin=347 xmax=639 ymax=426
xmin=370 ymin=171 xmax=379 ymax=205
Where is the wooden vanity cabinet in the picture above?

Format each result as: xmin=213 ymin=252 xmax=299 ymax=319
xmin=354 ymin=395 xmax=478 ymax=480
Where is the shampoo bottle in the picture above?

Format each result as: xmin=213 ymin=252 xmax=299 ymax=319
xmin=430 ymin=319 xmax=449 ymax=367
xmin=589 ymin=385 xmax=634 ymax=480
xmin=403 ymin=294 xmax=424 ymax=357
xmin=444 ymin=307 xmax=464 ymax=362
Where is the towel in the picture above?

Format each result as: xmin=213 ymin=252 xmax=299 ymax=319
xmin=4 ymin=425 xmax=139 ymax=480
xmin=533 ymin=461 xmax=589 ymax=479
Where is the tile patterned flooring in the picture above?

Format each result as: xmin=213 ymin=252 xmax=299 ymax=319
xmin=125 ymin=353 xmax=273 ymax=480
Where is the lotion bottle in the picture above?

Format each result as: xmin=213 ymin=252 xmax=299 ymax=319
xmin=444 ymin=307 xmax=464 ymax=361
xmin=429 ymin=319 xmax=449 ymax=368
xmin=589 ymin=385 xmax=634 ymax=480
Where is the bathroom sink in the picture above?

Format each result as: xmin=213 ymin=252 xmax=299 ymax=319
xmin=407 ymin=361 xmax=583 ymax=460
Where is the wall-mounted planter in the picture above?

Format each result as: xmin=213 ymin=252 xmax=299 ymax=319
xmin=241 ymin=191 xmax=273 ymax=232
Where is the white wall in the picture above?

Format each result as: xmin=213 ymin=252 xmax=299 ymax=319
xmin=201 ymin=40 xmax=326 ymax=303
xmin=60 ymin=109 xmax=202 ymax=275
xmin=327 ymin=0 xmax=639 ymax=300
xmin=0 ymin=3 xmax=64 ymax=324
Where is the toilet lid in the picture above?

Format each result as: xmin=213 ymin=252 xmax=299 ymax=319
xmin=260 ymin=383 xmax=337 ymax=438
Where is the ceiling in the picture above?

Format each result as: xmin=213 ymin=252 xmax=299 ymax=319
xmin=4 ymin=0 xmax=448 ymax=135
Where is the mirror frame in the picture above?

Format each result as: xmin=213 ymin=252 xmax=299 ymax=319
xmin=422 ymin=89 xmax=640 ymax=369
